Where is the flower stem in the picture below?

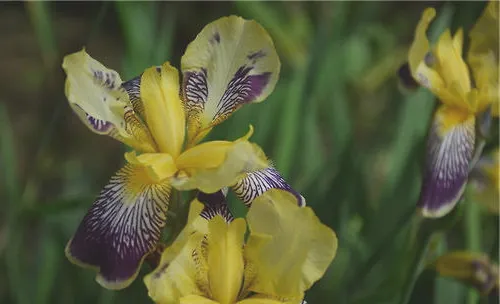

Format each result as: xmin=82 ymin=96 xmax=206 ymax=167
xmin=465 ymin=197 xmax=481 ymax=304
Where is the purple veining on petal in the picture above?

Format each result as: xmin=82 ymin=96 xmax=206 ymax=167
xmin=214 ymin=65 xmax=271 ymax=120
xmin=471 ymin=260 xmax=496 ymax=293
xmin=232 ymin=167 xmax=306 ymax=207
xmin=210 ymin=32 xmax=221 ymax=44
xmin=247 ymin=50 xmax=266 ymax=61
xmin=398 ymin=62 xmax=419 ymax=90
xmin=66 ymin=165 xmax=170 ymax=287
xmin=417 ymin=118 xmax=475 ymax=217
xmin=86 ymin=114 xmax=113 ymax=133
xmin=183 ymin=68 xmax=208 ymax=113
xmin=197 ymin=189 xmax=234 ymax=222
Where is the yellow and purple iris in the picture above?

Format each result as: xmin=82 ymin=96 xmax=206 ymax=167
xmin=407 ymin=2 xmax=499 ymax=217
xmin=62 ymin=16 xmax=305 ymax=289
xmin=434 ymin=251 xmax=499 ymax=296
xmin=144 ymin=189 xmax=337 ymax=304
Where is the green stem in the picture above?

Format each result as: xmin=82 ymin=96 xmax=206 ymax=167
xmin=465 ymin=197 xmax=481 ymax=304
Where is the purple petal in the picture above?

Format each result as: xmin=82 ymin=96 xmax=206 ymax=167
xmin=197 ymin=189 xmax=234 ymax=222
xmin=418 ymin=112 xmax=475 ymax=218
xmin=66 ymin=165 xmax=171 ymax=289
xmin=232 ymin=167 xmax=305 ymax=207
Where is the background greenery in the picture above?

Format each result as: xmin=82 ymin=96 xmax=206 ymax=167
xmin=0 ymin=1 xmax=497 ymax=304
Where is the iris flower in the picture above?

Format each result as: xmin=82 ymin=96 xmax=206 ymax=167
xmin=144 ymin=189 xmax=338 ymax=304
xmin=434 ymin=251 xmax=499 ymax=296
xmin=62 ymin=16 xmax=304 ymax=289
xmin=408 ymin=1 xmax=499 ymax=217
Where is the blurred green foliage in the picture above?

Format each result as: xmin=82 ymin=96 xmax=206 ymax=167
xmin=0 ymin=1 xmax=497 ymax=304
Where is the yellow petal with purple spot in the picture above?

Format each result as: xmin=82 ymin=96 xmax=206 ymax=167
xmin=62 ymin=49 xmax=156 ymax=152
xmin=181 ymin=16 xmax=280 ymax=144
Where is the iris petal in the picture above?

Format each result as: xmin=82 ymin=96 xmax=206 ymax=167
xmin=66 ymin=164 xmax=171 ymax=289
xmin=62 ymin=49 xmax=156 ymax=152
xmin=181 ymin=16 xmax=280 ymax=144
xmin=244 ymin=190 xmax=337 ymax=299
xmin=418 ymin=105 xmax=476 ymax=218
xmin=468 ymin=0 xmax=499 ymax=115
xmin=232 ymin=167 xmax=305 ymax=207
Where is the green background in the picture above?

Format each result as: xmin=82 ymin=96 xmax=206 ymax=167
xmin=0 ymin=1 xmax=497 ymax=304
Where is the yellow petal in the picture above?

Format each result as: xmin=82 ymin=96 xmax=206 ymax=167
xmin=469 ymin=148 xmax=500 ymax=214
xmin=244 ymin=189 xmax=338 ymax=299
xmin=181 ymin=16 xmax=280 ymax=144
xmin=180 ymin=295 xmax=219 ymax=304
xmin=144 ymin=209 xmax=210 ymax=303
xmin=408 ymin=8 xmax=436 ymax=82
xmin=237 ymin=297 xmax=284 ymax=304
xmin=125 ymin=151 xmax=177 ymax=182
xmin=207 ymin=217 xmax=246 ymax=304
xmin=468 ymin=0 xmax=499 ymax=115
xmin=172 ymin=139 xmax=269 ymax=193
xmin=141 ymin=62 xmax=186 ymax=157
xmin=434 ymin=29 xmax=471 ymax=97
xmin=62 ymin=49 xmax=156 ymax=152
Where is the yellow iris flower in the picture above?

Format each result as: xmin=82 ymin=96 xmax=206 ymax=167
xmin=144 ymin=189 xmax=338 ymax=304
xmin=408 ymin=1 xmax=499 ymax=218
xmin=469 ymin=148 xmax=500 ymax=213
xmin=434 ymin=251 xmax=499 ymax=295
xmin=61 ymin=16 xmax=307 ymax=290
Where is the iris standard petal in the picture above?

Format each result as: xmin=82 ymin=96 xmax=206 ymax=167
xmin=237 ymin=297 xmax=284 ymax=304
xmin=62 ymin=49 xmax=156 ymax=152
xmin=418 ymin=105 xmax=476 ymax=218
xmin=181 ymin=16 xmax=280 ymax=144
xmin=207 ymin=217 xmax=246 ymax=304
xmin=434 ymin=29 xmax=471 ymax=98
xmin=244 ymin=190 xmax=338 ymax=299
xmin=232 ymin=167 xmax=305 ymax=208
xmin=65 ymin=164 xmax=171 ymax=289
xmin=141 ymin=62 xmax=186 ymax=157
xmin=173 ymin=139 xmax=269 ymax=194
xmin=468 ymin=0 xmax=499 ymax=115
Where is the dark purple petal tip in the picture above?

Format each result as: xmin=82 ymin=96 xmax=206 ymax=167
xmin=65 ymin=165 xmax=171 ymax=289
xmin=418 ymin=114 xmax=475 ymax=218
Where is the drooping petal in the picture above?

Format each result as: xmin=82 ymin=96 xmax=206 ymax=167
xmin=141 ymin=62 xmax=186 ymax=157
xmin=65 ymin=164 xmax=171 ymax=289
xmin=244 ymin=189 xmax=338 ymax=299
xmin=172 ymin=133 xmax=269 ymax=194
xmin=232 ymin=167 xmax=305 ymax=207
xmin=418 ymin=105 xmax=476 ymax=218
xmin=434 ymin=251 xmax=499 ymax=295
xmin=468 ymin=0 xmax=499 ymax=115
xmin=62 ymin=49 xmax=156 ymax=152
xmin=207 ymin=216 xmax=246 ymax=304
xmin=181 ymin=16 xmax=280 ymax=144
xmin=197 ymin=189 xmax=235 ymax=222
xmin=122 ymin=74 xmax=145 ymax=118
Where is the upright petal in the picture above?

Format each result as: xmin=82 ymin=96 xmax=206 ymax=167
xmin=66 ymin=164 xmax=171 ymax=289
xmin=141 ymin=62 xmax=186 ymax=157
xmin=244 ymin=190 xmax=337 ymax=299
xmin=232 ymin=167 xmax=305 ymax=207
xmin=418 ymin=105 xmax=476 ymax=218
xmin=62 ymin=49 xmax=156 ymax=152
xmin=207 ymin=217 xmax=246 ymax=304
xmin=468 ymin=0 xmax=499 ymax=115
xmin=173 ymin=131 xmax=269 ymax=193
xmin=181 ymin=16 xmax=280 ymax=144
